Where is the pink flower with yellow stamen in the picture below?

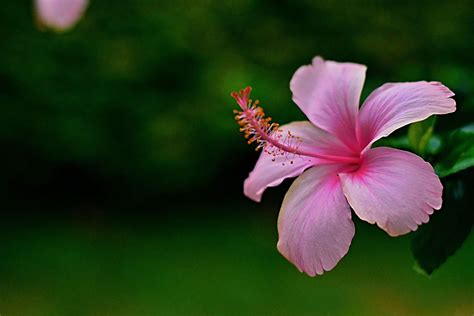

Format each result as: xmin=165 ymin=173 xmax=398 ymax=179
xmin=232 ymin=56 xmax=456 ymax=276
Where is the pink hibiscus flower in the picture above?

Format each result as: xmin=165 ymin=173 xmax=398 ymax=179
xmin=35 ymin=0 xmax=89 ymax=32
xmin=231 ymin=56 xmax=456 ymax=276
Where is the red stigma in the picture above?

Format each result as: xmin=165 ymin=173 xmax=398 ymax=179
xmin=231 ymin=86 xmax=252 ymax=110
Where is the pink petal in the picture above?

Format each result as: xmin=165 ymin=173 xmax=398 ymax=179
xmin=35 ymin=0 xmax=89 ymax=31
xmin=290 ymin=56 xmax=366 ymax=150
xmin=357 ymin=81 xmax=456 ymax=150
xmin=277 ymin=165 xmax=355 ymax=276
xmin=244 ymin=121 xmax=353 ymax=202
xmin=339 ymin=147 xmax=443 ymax=237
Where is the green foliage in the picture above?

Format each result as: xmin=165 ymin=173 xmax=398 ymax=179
xmin=409 ymin=122 xmax=474 ymax=275
xmin=435 ymin=123 xmax=474 ymax=177
xmin=411 ymin=170 xmax=473 ymax=275
xmin=408 ymin=116 xmax=436 ymax=156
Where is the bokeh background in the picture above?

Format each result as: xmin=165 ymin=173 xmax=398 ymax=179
xmin=1 ymin=1 xmax=473 ymax=315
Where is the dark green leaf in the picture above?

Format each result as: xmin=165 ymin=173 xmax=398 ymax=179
xmin=408 ymin=116 xmax=436 ymax=156
xmin=411 ymin=170 xmax=473 ymax=275
xmin=435 ymin=123 xmax=474 ymax=177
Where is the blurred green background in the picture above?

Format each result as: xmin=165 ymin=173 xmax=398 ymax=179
xmin=0 ymin=1 xmax=473 ymax=315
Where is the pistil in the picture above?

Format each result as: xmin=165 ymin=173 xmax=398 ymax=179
xmin=232 ymin=87 xmax=361 ymax=165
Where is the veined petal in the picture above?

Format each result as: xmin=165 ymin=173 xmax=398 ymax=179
xmin=290 ymin=56 xmax=366 ymax=150
xmin=277 ymin=165 xmax=355 ymax=276
xmin=339 ymin=147 xmax=443 ymax=237
xmin=35 ymin=0 xmax=89 ymax=32
xmin=244 ymin=121 xmax=353 ymax=202
xmin=357 ymin=81 xmax=456 ymax=149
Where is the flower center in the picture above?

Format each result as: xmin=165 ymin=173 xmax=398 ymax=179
xmin=231 ymin=86 xmax=361 ymax=165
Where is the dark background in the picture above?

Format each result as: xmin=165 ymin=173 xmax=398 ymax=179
xmin=0 ymin=1 xmax=473 ymax=315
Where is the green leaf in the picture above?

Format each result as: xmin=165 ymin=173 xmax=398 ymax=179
xmin=411 ymin=170 xmax=473 ymax=275
xmin=435 ymin=123 xmax=474 ymax=177
xmin=408 ymin=116 xmax=436 ymax=156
